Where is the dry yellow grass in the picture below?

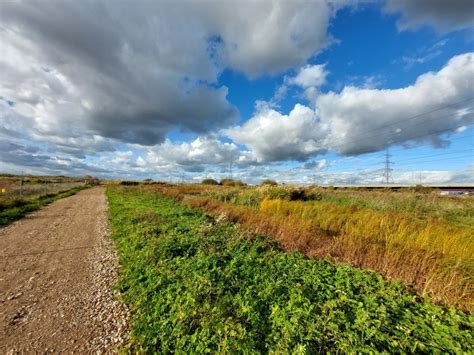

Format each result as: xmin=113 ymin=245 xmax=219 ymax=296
xmin=182 ymin=195 xmax=473 ymax=311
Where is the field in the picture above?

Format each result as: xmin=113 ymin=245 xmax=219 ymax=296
xmin=141 ymin=183 xmax=474 ymax=310
xmin=107 ymin=184 xmax=473 ymax=352
xmin=0 ymin=174 xmax=89 ymax=226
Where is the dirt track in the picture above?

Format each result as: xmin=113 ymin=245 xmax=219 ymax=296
xmin=0 ymin=187 xmax=128 ymax=353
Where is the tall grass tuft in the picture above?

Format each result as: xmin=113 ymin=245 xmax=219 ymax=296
xmin=184 ymin=196 xmax=473 ymax=311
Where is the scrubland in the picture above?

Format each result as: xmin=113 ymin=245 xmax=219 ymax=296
xmin=107 ymin=184 xmax=473 ymax=352
xmin=149 ymin=183 xmax=474 ymax=311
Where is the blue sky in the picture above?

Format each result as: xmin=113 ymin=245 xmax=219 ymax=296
xmin=0 ymin=0 xmax=473 ymax=184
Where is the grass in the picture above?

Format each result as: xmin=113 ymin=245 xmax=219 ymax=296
xmin=147 ymin=184 xmax=474 ymax=311
xmin=0 ymin=186 xmax=86 ymax=226
xmin=107 ymin=185 xmax=473 ymax=352
xmin=204 ymin=185 xmax=474 ymax=229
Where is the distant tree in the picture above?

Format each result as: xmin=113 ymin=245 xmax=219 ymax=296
xmin=219 ymin=178 xmax=247 ymax=187
xmin=234 ymin=180 xmax=246 ymax=187
xmin=84 ymin=175 xmax=100 ymax=185
xmin=120 ymin=180 xmax=139 ymax=186
xmin=201 ymin=178 xmax=219 ymax=185
xmin=143 ymin=178 xmax=153 ymax=182
xmin=411 ymin=184 xmax=433 ymax=193
xmin=261 ymin=179 xmax=278 ymax=186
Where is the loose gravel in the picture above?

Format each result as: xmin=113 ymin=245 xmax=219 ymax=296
xmin=0 ymin=187 xmax=129 ymax=353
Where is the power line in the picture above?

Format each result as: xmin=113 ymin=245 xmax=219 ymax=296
xmin=333 ymin=119 xmax=473 ymax=160
xmin=394 ymin=154 xmax=472 ymax=168
xmin=332 ymin=96 xmax=474 ymax=149
xmin=362 ymin=149 xmax=473 ymax=167
xmin=335 ymin=133 xmax=473 ymax=166
xmin=389 ymin=148 xmax=473 ymax=163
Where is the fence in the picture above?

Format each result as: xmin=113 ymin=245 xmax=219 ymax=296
xmin=0 ymin=181 xmax=85 ymax=198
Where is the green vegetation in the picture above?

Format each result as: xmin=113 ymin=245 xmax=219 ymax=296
xmin=120 ymin=180 xmax=140 ymax=186
xmin=219 ymin=178 xmax=245 ymax=186
xmin=155 ymin=184 xmax=473 ymax=310
xmin=107 ymin=186 xmax=473 ymax=353
xmin=261 ymin=179 xmax=278 ymax=186
xmin=204 ymin=185 xmax=474 ymax=229
xmin=201 ymin=178 xmax=219 ymax=185
xmin=0 ymin=187 xmax=86 ymax=226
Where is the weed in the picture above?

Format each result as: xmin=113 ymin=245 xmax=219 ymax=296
xmin=107 ymin=186 xmax=473 ymax=352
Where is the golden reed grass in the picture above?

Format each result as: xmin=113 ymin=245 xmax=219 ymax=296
xmin=181 ymin=196 xmax=473 ymax=312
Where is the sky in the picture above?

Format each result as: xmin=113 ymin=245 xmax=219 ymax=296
xmin=0 ymin=0 xmax=473 ymax=184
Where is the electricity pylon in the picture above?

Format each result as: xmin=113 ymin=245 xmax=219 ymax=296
xmin=382 ymin=150 xmax=394 ymax=184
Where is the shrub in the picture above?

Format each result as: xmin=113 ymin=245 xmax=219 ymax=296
xmin=411 ymin=184 xmax=434 ymax=193
xmin=261 ymin=179 xmax=278 ymax=186
xmin=201 ymin=178 xmax=219 ymax=185
xmin=120 ymin=180 xmax=140 ymax=186
xmin=233 ymin=180 xmax=246 ymax=187
xmin=219 ymin=178 xmax=233 ymax=186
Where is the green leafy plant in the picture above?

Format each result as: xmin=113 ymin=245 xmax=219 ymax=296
xmin=107 ymin=186 xmax=474 ymax=353
xmin=201 ymin=178 xmax=219 ymax=185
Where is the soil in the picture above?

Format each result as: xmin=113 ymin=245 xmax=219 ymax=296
xmin=0 ymin=187 xmax=128 ymax=353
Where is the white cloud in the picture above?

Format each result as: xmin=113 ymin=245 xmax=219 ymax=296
xmin=0 ymin=0 xmax=350 ymax=148
xmin=286 ymin=64 xmax=328 ymax=89
xmin=224 ymin=53 xmax=473 ymax=163
xmin=138 ymin=136 xmax=254 ymax=173
xmin=316 ymin=52 xmax=474 ymax=154
xmin=384 ymin=0 xmax=474 ymax=32
xmin=0 ymin=0 xmax=472 ymax=182
xmin=224 ymin=103 xmax=328 ymax=162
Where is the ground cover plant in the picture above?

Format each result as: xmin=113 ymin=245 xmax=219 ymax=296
xmin=107 ymin=185 xmax=473 ymax=352
xmin=0 ymin=186 xmax=87 ymax=226
xmin=146 ymin=183 xmax=474 ymax=311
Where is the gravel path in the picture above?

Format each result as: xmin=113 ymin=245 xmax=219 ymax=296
xmin=0 ymin=187 xmax=129 ymax=353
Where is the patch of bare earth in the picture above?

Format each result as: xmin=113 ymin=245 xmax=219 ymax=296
xmin=0 ymin=187 xmax=129 ymax=353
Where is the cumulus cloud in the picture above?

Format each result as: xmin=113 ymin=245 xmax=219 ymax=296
xmin=138 ymin=136 xmax=254 ymax=173
xmin=286 ymin=64 xmax=328 ymax=89
xmin=316 ymin=52 xmax=474 ymax=154
xmin=384 ymin=0 xmax=474 ymax=32
xmin=205 ymin=1 xmax=338 ymax=77
xmin=283 ymin=64 xmax=328 ymax=104
xmin=0 ymin=2 xmax=236 ymax=146
xmin=272 ymin=64 xmax=328 ymax=105
xmin=1 ymin=1 xmax=472 ymax=181
xmin=224 ymin=53 xmax=473 ymax=162
xmin=224 ymin=103 xmax=328 ymax=162
xmin=0 ymin=0 xmax=350 ymax=149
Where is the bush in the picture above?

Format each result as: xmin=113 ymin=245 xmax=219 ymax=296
xmin=120 ymin=180 xmax=140 ymax=186
xmin=261 ymin=179 xmax=278 ymax=186
xmin=219 ymin=178 xmax=246 ymax=187
xmin=411 ymin=184 xmax=433 ymax=193
xmin=220 ymin=178 xmax=236 ymax=186
xmin=201 ymin=178 xmax=219 ymax=185
xmin=234 ymin=180 xmax=246 ymax=187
